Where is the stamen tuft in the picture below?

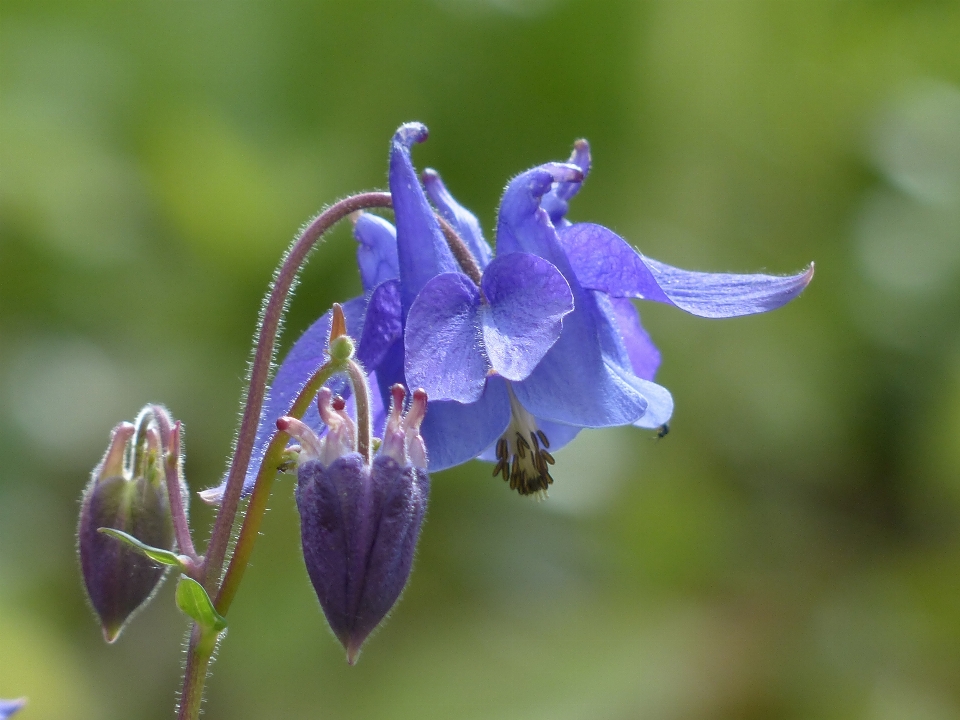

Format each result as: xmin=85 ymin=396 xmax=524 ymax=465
xmin=493 ymin=389 xmax=555 ymax=497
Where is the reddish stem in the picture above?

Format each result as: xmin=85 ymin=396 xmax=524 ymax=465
xmin=202 ymin=192 xmax=392 ymax=589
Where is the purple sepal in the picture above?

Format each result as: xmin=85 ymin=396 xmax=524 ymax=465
xmin=390 ymin=123 xmax=458 ymax=313
xmin=354 ymin=213 xmax=399 ymax=291
xmin=608 ymin=297 xmax=660 ymax=381
xmin=78 ymin=473 xmax=174 ymax=643
xmin=422 ymin=168 xmax=493 ymax=269
xmin=559 ymin=223 xmax=814 ymax=318
xmin=296 ymin=453 xmax=429 ymax=663
xmin=0 ymin=699 xmax=26 ymax=719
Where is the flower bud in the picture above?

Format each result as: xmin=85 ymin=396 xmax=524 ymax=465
xmin=78 ymin=407 xmax=178 ymax=642
xmin=283 ymin=385 xmax=429 ymax=663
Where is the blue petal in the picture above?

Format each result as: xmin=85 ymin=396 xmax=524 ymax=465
xmin=510 ymin=271 xmax=649 ymax=427
xmin=542 ymin=139 xmax=592 ymax=227
xmin=609 ymin=297 xmax=660 ymax=381
xmin=610 ymin=363 xmax=674 ymax=429
xmin=357 ymin=280 xmax=403 ymax=372
xmin=353 ymin=213 xmax=399 ymax=292
xmin=404 ymin=272 xmax=491 ymax=403
xmin=420 ymin=377 xmax=512 ymax=472
xmin=495 ymin=162 xmax=584 ymax=261
xmin=480 ymin=252 xmax=573 ymax=382
xmin=559 ymin=223 xmax=814 ymax=318
xmin=593 ymin=291 xmax=661 ymax=381
xmin=592 ymin=291 xmax=672 ymax=428
xmin=0 ymin=699 xmax=26 ymax=719
xmin=422 ymin=168 xmax=493 ymax=269
xmin=390 ymin=123 xmax=458 ymax=312
xmin=495 ymin=165 xmax=649 ymax=427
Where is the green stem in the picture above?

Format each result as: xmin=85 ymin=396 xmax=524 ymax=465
xmin=214 ymin=360 xmax=341 ymax=616
xmin=178 ymin=624 xmax=218 ymax=720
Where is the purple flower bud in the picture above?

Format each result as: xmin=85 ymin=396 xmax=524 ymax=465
xmin=282 ymin=385 xmax=429 ymax=663
xmin=77 ymin=408 xmax=178 ymax=642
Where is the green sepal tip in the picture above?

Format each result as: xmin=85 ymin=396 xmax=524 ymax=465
xmin=175 ymin=576 xmax=227 ymax=633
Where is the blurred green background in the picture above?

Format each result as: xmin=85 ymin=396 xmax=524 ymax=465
xmin=2 ymin=1 xmax=960 ymax=718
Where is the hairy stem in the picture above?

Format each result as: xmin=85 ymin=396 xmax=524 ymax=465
xmin=213 ymin=359 xmax=341 ymax=615
xmin=177 ymin=624 xmax=218 ymax=720
xmin=203 ymin=192 xmax=392 ymax=589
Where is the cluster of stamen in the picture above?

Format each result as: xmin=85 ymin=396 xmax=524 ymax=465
xmin=278 ymin=384 xmax=429 ymax=470
xmin=493 ymin=426 xmax=555 ymax=497
xmin=278 ymin=388 xmax=357 ymax=466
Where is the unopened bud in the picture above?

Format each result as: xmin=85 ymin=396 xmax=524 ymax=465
xmin=294 ymin=380 xmax=430 ymax=664
xmin=78 ymin=407 xmax=180 ymax=642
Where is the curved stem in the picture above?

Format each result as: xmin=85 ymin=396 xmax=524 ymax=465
xmin=203 ymin=192 xmax=392 ymax=589
xmin=214 ymin=360 xmax=341 ymax=615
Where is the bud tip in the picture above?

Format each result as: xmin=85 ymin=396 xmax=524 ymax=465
xmin=346 ymin=641 xmax=361 ymax=666
xmin=102 ymin=623 xmax=122 ymax=644
xmin=329 ymin=303 xmax=347 ymax=343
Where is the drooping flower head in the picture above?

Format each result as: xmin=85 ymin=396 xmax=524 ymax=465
xmin=204 ymin=122 xmax=813 ymax=502
xmin=400 ymin=124 xmax=813 ymax=494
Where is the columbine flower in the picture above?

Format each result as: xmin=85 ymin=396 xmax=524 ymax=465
xmin=209 ymin=122 xmax=813 ymax=501
xmin=398 ymin=125 xmax=813 ymax=493
xmin=282 ymin=384 xmax=429 ymax=664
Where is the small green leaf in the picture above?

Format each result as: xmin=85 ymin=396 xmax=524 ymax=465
xmin=98 ymin=527 xmax=188 ymax=570
xmin=176 ymin=576 xmax=227 ymax=632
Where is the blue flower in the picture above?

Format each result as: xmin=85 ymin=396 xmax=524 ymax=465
xmin=398 ymin=124 xmax=812 ymax=493
xmin=213 ymin=122 xmax=813 ymax=500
